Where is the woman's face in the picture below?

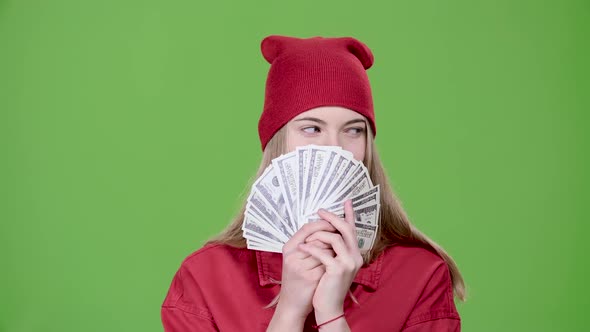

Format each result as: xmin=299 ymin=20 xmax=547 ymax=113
xmin=285 ymin=106 xmax=367 ymax=161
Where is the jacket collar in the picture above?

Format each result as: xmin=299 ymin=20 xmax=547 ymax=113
xmin=255 ymin=250 xmax=383 ymax=291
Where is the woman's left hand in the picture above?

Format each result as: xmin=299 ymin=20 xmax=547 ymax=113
xmin=298 ymin=199 xmax=363 ymax=322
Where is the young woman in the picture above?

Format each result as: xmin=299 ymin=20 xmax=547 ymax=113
xmin=161 ymin=35 xmax=465 ymax=332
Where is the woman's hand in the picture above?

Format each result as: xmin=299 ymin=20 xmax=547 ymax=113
xmin=299 ymin=200 xmax=363 ymax=323
xmin=267 ymin=220 xmax=336 ymax=331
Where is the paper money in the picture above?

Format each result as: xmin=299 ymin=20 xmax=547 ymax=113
xmin=272 ymin=152 xmax=299 ymax=228
xmin=252 ymin=166 xmax=296 ymax=235
xmin=244 ymin=145 xmax=380 ymax=252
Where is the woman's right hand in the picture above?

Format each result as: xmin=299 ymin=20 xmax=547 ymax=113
xmin=266 ymin=220 xmax=336 ymax=331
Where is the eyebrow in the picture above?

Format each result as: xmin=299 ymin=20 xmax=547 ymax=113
xmin=294 ymin=117 xmax=367 ymax=126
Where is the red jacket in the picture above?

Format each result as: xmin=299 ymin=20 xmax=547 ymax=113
xmin=161 ymin=243 xmax=461 ymax=331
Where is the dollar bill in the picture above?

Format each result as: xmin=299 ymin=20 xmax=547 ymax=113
xmin=252 ymin=165 xmax=296 ymax=235
xmin=242 ymin=214 xmax=287 ymax=244
xmin=329 ymin=165 xmax=373 ymax=204
xmin=244 ymin=145 xmax=381 ymax=253
xmin=246 ymin=194 xmax=291 ymax=242
xmin=308 ymin=185 xmax=380 ymax=219
xmin=309 ymin=156 xmax=356 ymax=213
xmin=272 ymin=152 xmax=299 ymax=229
xmin=302 ymin=146 xmax=337 ymax=217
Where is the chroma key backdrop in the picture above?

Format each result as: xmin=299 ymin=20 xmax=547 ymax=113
xmin=1 ymin=0 xmax=588 ymax=331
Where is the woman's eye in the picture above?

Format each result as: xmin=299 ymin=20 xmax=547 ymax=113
xmin=302 ymin=126 xmax=320 ymax=134
xmin=346 ymin=127 xmax=365 ymax=135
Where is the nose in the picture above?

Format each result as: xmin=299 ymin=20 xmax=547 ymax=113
xmin=321 ymin=132 xmax=340 ymax=147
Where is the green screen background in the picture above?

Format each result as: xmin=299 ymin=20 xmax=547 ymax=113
xmin=1 ymin=0 xmax=588 ymax=331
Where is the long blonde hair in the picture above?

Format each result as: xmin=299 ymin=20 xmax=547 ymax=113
xmin=208 ymin=125 xmax=466 ymax=301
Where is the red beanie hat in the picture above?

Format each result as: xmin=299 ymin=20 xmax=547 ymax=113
xmin=258 ymin=35 xmax=376 ymax=150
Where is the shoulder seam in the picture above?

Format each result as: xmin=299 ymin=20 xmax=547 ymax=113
xmin=161 ymin=304 xmax=216 ymax=323
xmin=163 ymin=262 xmax=215 ymax=323
xmin=403 ymin=308 xmax=461 ymax=328
xmin=403 ymin=262 xmax=458 ymax=328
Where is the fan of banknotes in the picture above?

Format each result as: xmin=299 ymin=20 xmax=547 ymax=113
xmin=242 ymin=145 xmax=380 ymax=253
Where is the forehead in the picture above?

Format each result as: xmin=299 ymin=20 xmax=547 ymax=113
xmin=293 ymin=106 xmax=365 ymax=121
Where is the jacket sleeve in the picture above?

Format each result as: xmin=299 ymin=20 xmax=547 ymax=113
xmin=161 ymin=265 xmax=218 ymax=332
xmin=402 ymin=262 xmax=461 ymax=331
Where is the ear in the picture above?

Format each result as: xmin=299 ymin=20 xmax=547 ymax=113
xmin=344 ymin=37 xmax=374 ymax=70
xmin=261 ymin=35 xmax=290 ymax=64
